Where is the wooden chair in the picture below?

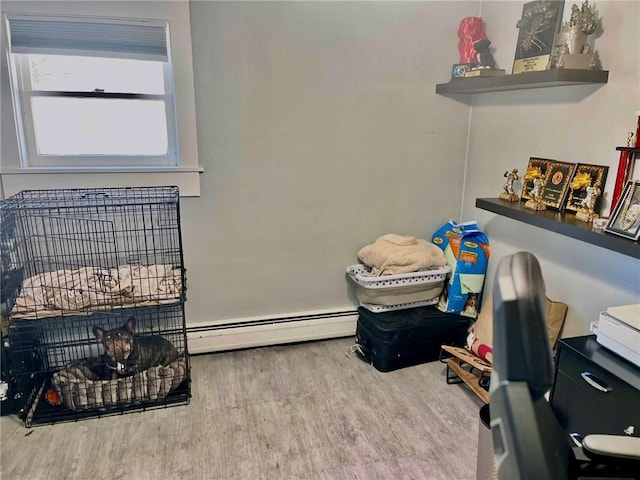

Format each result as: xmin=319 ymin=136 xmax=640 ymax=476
xmin=440 ymin=296 xmax=568 ymax=404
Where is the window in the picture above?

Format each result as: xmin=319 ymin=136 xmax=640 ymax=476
xmin=4 ymin=14 xmax=179 ymax=168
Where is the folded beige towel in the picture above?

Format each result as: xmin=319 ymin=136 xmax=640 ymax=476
xmin=376 ymin=233 xmax=418 ymax=246
xmin=358 ymin=234 xmax=446 ymax=275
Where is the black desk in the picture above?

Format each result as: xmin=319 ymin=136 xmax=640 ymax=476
xmin=550 ymin=335 xmax=640 ymax=438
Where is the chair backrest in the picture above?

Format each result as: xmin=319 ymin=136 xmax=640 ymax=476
xmin=490 ymin=251 xmax=573 ymax=480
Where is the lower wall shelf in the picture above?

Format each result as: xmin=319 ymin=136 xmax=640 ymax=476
xmin=476 ymin=198 xmax=640 ymax=260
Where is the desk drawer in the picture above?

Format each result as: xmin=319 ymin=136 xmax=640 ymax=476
xmin=552 ymin=371 xmax=640 ymax=436
xmin=552 ymin=346 xmax=640 ymax=437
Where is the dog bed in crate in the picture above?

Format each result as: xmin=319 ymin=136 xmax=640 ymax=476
xmin=52 ymin=356 xmax=187 ymax=410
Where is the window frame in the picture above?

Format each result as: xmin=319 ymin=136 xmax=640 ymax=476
xmin=5 ymin=14 xmax=180 ymax=169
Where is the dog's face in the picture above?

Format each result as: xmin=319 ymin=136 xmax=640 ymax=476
xmin=463 ymin=294 xmax=479 ymax=314
xmin=93 ymin=318 xmax=136 ymax=363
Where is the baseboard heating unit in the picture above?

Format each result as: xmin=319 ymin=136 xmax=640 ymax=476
xmin=187 ymin=309 xmax=358 ymax=353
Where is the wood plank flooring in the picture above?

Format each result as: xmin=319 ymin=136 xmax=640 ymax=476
xmin=1 ymin=337 xmax=484 ymax=480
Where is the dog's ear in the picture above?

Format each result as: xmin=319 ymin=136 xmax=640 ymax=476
xmin=93 ymin=326 xmax=104 ymax=342
xmin=125 ymin=317 xmax=136 ymax=332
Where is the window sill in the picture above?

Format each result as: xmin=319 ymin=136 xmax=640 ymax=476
xmin=0 ymin=166 xmax=203 ymax=197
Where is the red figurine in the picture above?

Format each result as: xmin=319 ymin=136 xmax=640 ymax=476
xmin=458 ymin=17 xmax=488 ymax=64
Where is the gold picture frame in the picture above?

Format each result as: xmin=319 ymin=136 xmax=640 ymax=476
xmin=605 ymin=181 xmax=640 ymax=241
xmin=539 ymin=160 xmax=576 ymax=210
xmin=564 ymin=163 xmax=609 ymax=214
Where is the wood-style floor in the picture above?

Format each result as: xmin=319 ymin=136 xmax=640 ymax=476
xmin=1 ymin=337 xmax=484 ymax=480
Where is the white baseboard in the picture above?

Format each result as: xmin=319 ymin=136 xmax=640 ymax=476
xmin=186 ymin=309 xmax=358 ymax=354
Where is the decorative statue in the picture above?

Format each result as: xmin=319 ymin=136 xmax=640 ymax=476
xmin=564 ymin=0 xmax=597 ymax=54
xmin=577 ymin=180 xmax=602 ymax=222
xmin=458 ymin=17 xmax=488 ymax=64
xmin=570 ymin=1 xmax=597 ymax=39
xmin=500 ymin=169 xmax=520 ymax=202
xmin=531 ymin=177 xmax=543 ymax=198
xmin=580 ymin=181 xmax=601 ymax=212
xmin=628 ymin=131 xmax=636 ymax=148
xmin=474 ymin=39 xmax=497 ymax=70
xmin=524 ymin=167 xmax=546 ymax=211
xmin=458 ymin=17 xmax=496 ymax=68
xmin=550 ymin=0 xmax=600 ymax=69
xmin=570 ymin=172 xmax=601 ymax=222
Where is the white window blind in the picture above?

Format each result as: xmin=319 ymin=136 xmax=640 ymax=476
xmin=6 ymin=14 xmax=169 ymax=61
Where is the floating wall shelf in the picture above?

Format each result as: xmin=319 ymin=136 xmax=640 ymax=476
xmin=476 ymin=198 xmax=640 ymax=260
xmin=436 ymin=69 xmax=609 ymax=95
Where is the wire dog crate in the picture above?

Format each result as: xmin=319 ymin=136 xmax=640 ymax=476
xmin=0 ymin=187 xmax=190 ymax=427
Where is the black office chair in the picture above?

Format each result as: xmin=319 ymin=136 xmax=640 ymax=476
xmin=489 ymin=251 xmax=640 ymax=480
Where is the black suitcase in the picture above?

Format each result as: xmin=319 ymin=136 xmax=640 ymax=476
xmin=354 ymin=305 xmax=470 ymax=372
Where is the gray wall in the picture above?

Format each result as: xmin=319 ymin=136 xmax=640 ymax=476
xmin=182 ymin=1 xmax=479 ymax=324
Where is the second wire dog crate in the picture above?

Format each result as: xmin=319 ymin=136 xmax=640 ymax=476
xmin=1 ymin=186 xmax=190 ymax=426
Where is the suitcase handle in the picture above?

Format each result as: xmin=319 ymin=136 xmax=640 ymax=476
xmin=356 ymin=343 xmax=369 ymax=361
xmin=345 ymin=342 xmax=372 ymax=366
xmin=345 ymin=343 xmax=367 ymax=358
xmin=345 ymin=344 xmax=359 ymax=358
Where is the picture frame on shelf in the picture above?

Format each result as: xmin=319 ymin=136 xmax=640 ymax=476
xmin=564 ymin=163 xmax=609 ymax=214
xmin=521 ymin=157 xmax=553 ymax=202
xmin=605 ymin=180 xmax=640 ymax=241
xmin=513 ymin=0 xmax=565 ymax=74
xmin=539 ymin=160 xmax=576 ymax=210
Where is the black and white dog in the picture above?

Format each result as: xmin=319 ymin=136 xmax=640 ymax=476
xmin=93 ymin=317 xmax=178 ymax=378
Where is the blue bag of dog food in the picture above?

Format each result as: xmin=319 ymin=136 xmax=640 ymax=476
xmin=432 ymin=220 xmax=490 ymax=318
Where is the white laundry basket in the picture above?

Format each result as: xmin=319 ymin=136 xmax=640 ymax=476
xmin=346 ymin=264 xmax=449 ymax=312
